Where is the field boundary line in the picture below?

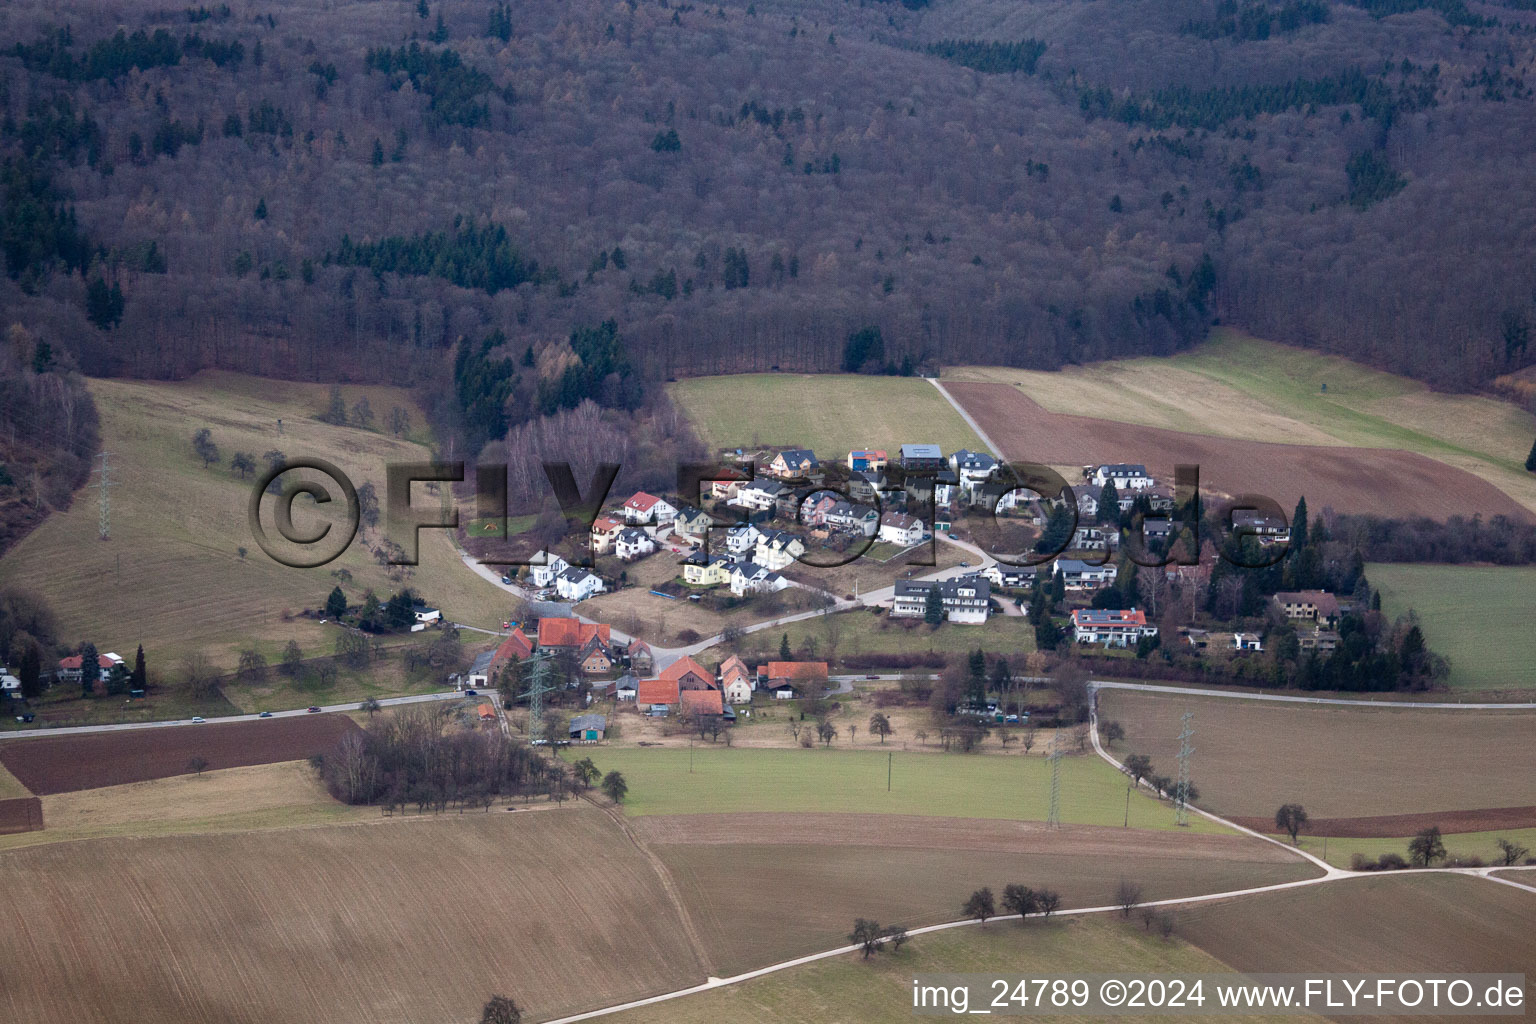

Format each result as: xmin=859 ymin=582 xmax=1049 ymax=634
xmin=1092 ymin=680 xmax=1536 ymax=711
xmin=928 ymin=377 xmax=1006 ymax=457
xmin=579 ymin=792 xmax=716 ymax=976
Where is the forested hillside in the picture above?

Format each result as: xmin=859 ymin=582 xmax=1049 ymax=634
xmin=3 ymin=0 xmax=1535 ymax=449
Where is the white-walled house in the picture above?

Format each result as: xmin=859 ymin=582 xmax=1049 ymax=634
xmin=729 ymin=480 xmax=785 ymax=512
xmin=529 ymin=551 xmax=571 ymax=588
xmin=622 ymin=492 xmax=678 ymax=525
xmin=879 ymin=512 xmax=925 ymax=546
xmin=614 ymin=528 xmax=657 ymax=561
xmin=754 ymin=529 xmax=806 ymax=570
xmin=891 ymin=577 xmax=992 ymax=624
xmin=724 ymin=524 xmax=763 ymax=556
xmin=554 ymin=567 xmax=606 ymax=601
xmin=729 ymin=561 xmax=789 ymax=596
xmin=1071 ymin=608 xmax=1158 ymax=647
xmin=1091 ymin=464 xmax=1154 ymax=491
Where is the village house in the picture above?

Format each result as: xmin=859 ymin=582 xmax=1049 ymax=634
xmin=589 ymin=517 xmax=624 ymax=554
xmin=1273 ymin=590 xmax=1341 ymax=628
xmin=718 ymin=655 xmax=754 ymax=705
xmin=537 ymin=618 xmax=611 ymax=652
xmin=1070 ymin=484 xmax=1100 ymax=519
xmin=1091 ymin=464 xmax=1155 ymax=491
xmin=795 ymin=491 xmax=840 ymax=528
xmin=730 ymin=479 xmax=786 ymax=513
xmin=976 ymin=564 xmax=1038 ymax=590
xmin=622 ymin=491 xmax=678 ymax=525
xmin=949 ymin=449 xmax=999 ymax=497
xmin=729 ymin=561 xmax=788 ymax=596
xmin=847 ymin=449 xmax=887 ymax=472
xmin=55 ymin=655 xmax=83 ymax=684
xmin=1054 ymin=558 xmax=1118 ymax=590
xmin=1071 ymin=607 xmax=1158 ymax=647
xmin=614 ymin=528 xmax=657 ymax=561
xmin=577 ymin=635 xmax=614 ymax=675
xmin=879 ymin=511 xmax=925 ymax=546
xmin=613 ymin=674 xmax=639 ymax=701
xmin=661 ymin=655 xmax=717 ymax=689
xmin=679 ymin=688 xmax=726 ymax=720
xmin=760 ymin=660 xmax=829 ymax=695
xmin=529 ymin=551 xmax=571 ymax=588
xmin=931 ymin=469 xmax=959 ymax=507
xmin=1145 ymin=483 xmax=1177 ymax=512
xmin=722 ymin=523 xmax=763 ymax=556
xmin=825 ymin=500 xmax=879 ymax=536
xmin=1299 ymin=630 xmax=1341 ymax=653
xmin=1233 ymin=509 xmax=1290 ymax=544
xmin=626 ymin=641 xmax=654 ymax=675
xmin=554 ymin=567 xmax=605 ymax=601
xmin=767 ymin=448 xmax=820 ymax=479
xmin=754 ymin=529 xmax=806 ymax=570
xmin=682 ymin=552 xmax=734 ymax=587
xmin=971 ymin=480 xmax=1025 ymax=514
xmin=899 ymin=443 xmax=946 ymax=471
xmin=489 ymin=628 xmax=534 ymax=678
xmin=673 ymin=506 xmax=714 ymax=543
xmin=709 ymin=477 xmax=744 ymax=501
xmin=891 ymin=576 xmax=992 ymax=624
xmin=635 ymin=678 xmax=678 ymax=714
xmin=847 ymin=469 xmax=888 ymax=504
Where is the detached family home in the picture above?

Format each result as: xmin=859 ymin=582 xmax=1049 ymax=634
xmin=718 ymin=655 xmax=754 ymax=705
xmin=825 ymin=501 xmax=878 ymax=536
xmin=614 ymin=528 xmax=657 ymax=561
xmin=879 ymin=512 xmax=925 ymax=547
xmin=554 ymin=567 xmax=605 ymax=601
xmin=730 ymin=480 xmax=785 ymax=513
xmin=590 ymin=516 xmax=625 ymax=554
xmin=729 ymin=561 xmax=788 ymax=596
xmin=768 ymin=448 xmax=819 ymax=479
xmin=1071 ymin=608 xmax=1158 ymax=647
xmin=1272 ymin=590 xmax=1341 ymax=628
xmin=682 ymin=552 xmax=734 ymax=587
xmin=529 ymin=551 xmax=570 ymax=588
xmin=760 ymin=661 xmax=829 ymax=695
xmin=622 ymin=492 xmax=678 ymax=525
xmin=673 ymin=506 xmax=714 ymax=543
xmin=847 ymin=449 xmax=887 ymax=472
xmin=1233 ymin=509 xmax=1290 ymax=544
xmin=1070 ymin=485 xmax=1100 ymax=519
xmin=899 ymin=444 xmax=945 ymax=471
xmin=754 ymin=530 xmax=805 ymax=570
xmin=1054 ymin=558 xmax=1118 ymax=590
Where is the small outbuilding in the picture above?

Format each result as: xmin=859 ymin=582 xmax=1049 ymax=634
xmin=569 ymin=713 xmax=607 ymax=741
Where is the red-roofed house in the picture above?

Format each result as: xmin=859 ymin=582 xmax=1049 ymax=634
xmin=718 ymin=655 xmax=753 ymax=705
xmin=494 ymin=627 xmax=533 ymax=664
xmin=659 ymin=656 xmax=715 ymax=691
xmin=578 ymin=634 xmax=614 ymax=675
xmin=679 ymin=689 xmax=725 ymax=717
xmin=537 ymin=618 xmax=611 ymax=650
xmin=764 ymin=661 xmax=828 ymax=695
xmin=56 ymin=655 xmax=84 ymax=683
xmin=591 ymin=516 xmax=625 ymax=554
xmin=635 ymin=678 xmax=680 ymax=712
xmin=477 ymin=703 xmax=497 ymax=721
xmin=621 ymin=492 xmax=678 ymax=526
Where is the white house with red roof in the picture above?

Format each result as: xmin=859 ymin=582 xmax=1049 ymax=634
xmin=1070 ymin=608 xmax=1158 ymax=647
xmin=621 ymin=491 xmax=678 ymax=525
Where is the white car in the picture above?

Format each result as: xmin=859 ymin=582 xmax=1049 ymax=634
xmin=191 ymin=716 xmax=205 ymax=723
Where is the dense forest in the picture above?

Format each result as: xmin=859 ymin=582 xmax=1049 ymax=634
xmin=2 ymin=0 xmax=1535 ymax=465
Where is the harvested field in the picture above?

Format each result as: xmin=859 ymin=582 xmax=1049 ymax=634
xmin=0 ymin=714 xmax=359 ymax=794
xmin=946 ymin=382 xmax=1531 ymax=521
xmin=0 ymin=808 xmax=705 ymax=1024
xmin=608 ymin=916 xmax=1325 ymax=1024
xmin=1180 ymin=874 xmax=1536 ymax=1000
xmin=1229 ymin=806 xmax=1536 ymax=838
xmin=1100 ymin=691 xmax=1536 ymax=821
xmin=655 ymin=829 xmax=1319 ymax=974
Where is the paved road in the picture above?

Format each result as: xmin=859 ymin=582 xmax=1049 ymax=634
xmin=1091 ymin=679 xmax=1536 ymax=711
xmin=0 ymin=690 xmax=469 ymax=740
xmin=532 ymin=682 xmax=1536 ymax=1024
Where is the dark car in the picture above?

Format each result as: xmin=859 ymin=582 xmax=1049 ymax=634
xmin=307 ymin=705 xmax=322 ymax=713
xmin=464 ymin=689 xmax=478 ymax=696
xmin=258 ymin=711 xmax=274 ymax=718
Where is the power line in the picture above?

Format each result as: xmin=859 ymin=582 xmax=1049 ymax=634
xmin=92 ymin=452 xmax=119 ymax=541
xmin=1046 ymin=728 xmax=1062 ymax=828
xmin=1175 ymin=711 xmax=1194 ymax=827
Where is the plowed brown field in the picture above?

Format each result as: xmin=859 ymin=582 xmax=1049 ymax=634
xmin=946 ymin=382 xmax=1531 ymax=520
xmin=0 ymin=715 xmax=359 ymax=794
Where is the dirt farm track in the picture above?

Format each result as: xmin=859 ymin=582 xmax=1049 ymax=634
xmin=946 ymin=382 xmax=1533 ymax=521
xmin=0 ymin=715 xmax=359 ymax=794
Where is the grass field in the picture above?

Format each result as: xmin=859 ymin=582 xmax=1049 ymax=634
xmin=0 ymin=760 xmax=31 ymax=800
xmin=0 ymin=372 xmax=508 ymax=676
xmin=773 ymin=606 xmax=1036 ymax=662
xmin=1278 ymin=826 xmax=1536 ymax=869
xmin=0 ymin=760 xmax=374 ymax=852
xmin=607 ymin=914 xmax=1324 ymax=1024
xmin=947 ymin=329 xmax=1536 ymax=514
xmin=1100 ymin=691 xmax=1536 ymax=821
xmin=1179 ymin=873 xmax=1536 ymax=980
xmin=578 ymin=746 xmax=1226 ymax=832
xmin=643 ymin=813 xmax=1317 ymax=973
xmin=1369 ymin=563 xmax=1536 ymax=693
xmin=0 ymin=808 xmax=705 ymax=1024
xmin=668 ymin=373 xmax=985 ymax=455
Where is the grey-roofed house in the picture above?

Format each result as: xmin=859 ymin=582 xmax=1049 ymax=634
xmin=899 ymin=443 xmax=945 ymax=470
